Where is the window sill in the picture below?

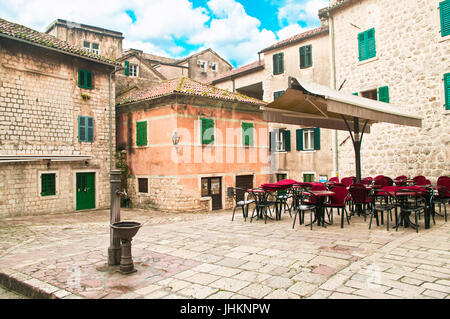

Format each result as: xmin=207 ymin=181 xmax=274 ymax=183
xmin=300 ymin=150 xmax=317 ymax=153
xmin=438 ymin=35 xmax=450 ymax=43
xmin=358 ymin=56 xmax=378 ymax=66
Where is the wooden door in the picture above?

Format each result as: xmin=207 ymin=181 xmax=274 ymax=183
xmin=235 ymin=175 xmax=253 ymax=202
xmin=201 ymin=177 xmax=222 ymax=210
xmin=76 ymin=172 xmax=96 ymax=210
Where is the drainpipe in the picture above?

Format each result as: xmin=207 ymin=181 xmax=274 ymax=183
xmin=329 ymin=14 xmax=339 ymax=178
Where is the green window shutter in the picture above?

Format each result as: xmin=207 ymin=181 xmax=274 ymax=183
xmin=86 ymin=71 xmax=93 ymax=89
xmin=296 ymin=129 xmax=303 ymax=151
xmin=300 ymin=45 xmax=312 ymax=68
xmin=299 ymin=46 xmax=306 ymax=68
xmin=352 ymin=92 xmax=359 ymax=96
xmin=273 ymin=53 xmax=284 ymax=75
xmin=358 ymin=32 xmax=367 ymax=61
xmin=201 ymin=118 xmax=214 ymax=144
xmin=269 ymin=131 xmax=273 ymax=152
xmin=367 ymin=28 xmax=376 ymax=59
xmin=313 ymin=128 xmax=321 ymax=150
xmin=445 ymin=73 xmax=450 ymax=110
xmin=358 ymin=29 xmax=376 ymax=61
xmin=41 ymin=173 xmax=56 ymax=196
xmin=284 ymin=130 xmax=291 ymax=152
xmin=78 ymin=69 xmax=85 ymax=87
xmin=242 ymin=122 xmax=254 ymax=146
xmin=378 ymin=86 xmax=389 ymax=103
xmin=124 ymin=61 xmax=130 ymax=76
xmin=78 ymin=116 xmax=86 ymax=142
xmin=440 ymin=0 xmax=450 ymax=37
xmin=136 ymin=121 xmax=147 ymax=146
xmin=87 ymin=117 xmax=94 ymax=142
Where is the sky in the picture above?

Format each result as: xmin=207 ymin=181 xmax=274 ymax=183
xmin=0 ymin=0 xmax=328 ymax=68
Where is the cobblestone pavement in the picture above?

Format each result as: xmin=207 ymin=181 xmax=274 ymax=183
xmin=0 ymin=207 xmax=449 ymax=299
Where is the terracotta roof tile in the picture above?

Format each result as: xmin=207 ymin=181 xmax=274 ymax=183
xmin=209 ymin=60 xmax=265 ymax=84
xmin=259 ymin=26 xmax=329 ymax=54
xmin=116 ymin=77 xmax=266 ymax=106
xmin=0 ymin=18 xmax=121 ymax=66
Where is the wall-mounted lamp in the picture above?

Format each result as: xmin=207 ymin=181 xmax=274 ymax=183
xmin=172 ymin=131 xmax=181 ymax=154
xmin=46 ymin=160 xmax=51 ymax=169
xmin=84 ymin=160 xmax=89 ymax=167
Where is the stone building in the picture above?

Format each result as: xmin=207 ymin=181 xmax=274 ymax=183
xmin=116 ymin=77 xmax=270 ymax=212
xmin=320 ymin=0 xmax=450 ymax=182
xmin=45 ymin=19 xmax=124 ymax=60
xmin=0 ymin=18 xmax=121 ymax=217
xmin=117 ymin=48 xmax=233 ymax=95
xmin=211 ymin=24 xmax=335 ymax=183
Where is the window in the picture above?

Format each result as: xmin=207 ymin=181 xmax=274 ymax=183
xmin=138 ymin=178 xmax=148 ymax=193
xmin=78 ymin=69 xmax=93 ymax=89
xmin=198 ymin=60 xmax=207 ymax=73
xmin=445 ymin=73 xmax=450 ymax=110
xmin=276 ymin=173 xmax=287 ymax=182
xmin=360 ymin=87 xmax=389 ymax=103
xmin=200 ymin=118 xmax=214 ymax=145
xmin=358 ymin=28 xmax=376 ymax=61
xmin=82 ymin=41 xmax=100 ymax=54
xmin=78 ymin=116 xmax=94 ymax=142
xmin=273 ymin=53 xmax=284 ymax=75
xmin=41 ymin=173 xmax=56 ymax=196
xmin=441 ymin=0 xmax=450 ymax=37
xmin=124 ymin=61 xmax=139 ymax=77
xmin=361 ymin=89 xmax=377 ymax=100
xmin=300 ymin=45 xmax=312 ymax=69
xmin=273 ymin=90 xmax=285 ymax=100
xmin=136 ymin=121 xmax=147 ymax=146
xmin=270 ymin=128 xmax=290 ymax=152
xmin=211 ymin=62 xmax=218 ymax=72
xmin=241 ymin=122 xmax=254 ymax=146
xmin=296 ymin=128 xmax=320 ymax=151
xmin=303 ymin=174 xmax=315 ymax=183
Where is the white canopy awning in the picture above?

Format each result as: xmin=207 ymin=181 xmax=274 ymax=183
xmin=262 ymin=77 xmax=422 ymax=132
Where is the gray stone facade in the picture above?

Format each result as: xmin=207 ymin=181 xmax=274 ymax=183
xmin=0 ymin=38 xmax=116 ymax=217
xmin=326 ymin=0 xmax=450 ymax=182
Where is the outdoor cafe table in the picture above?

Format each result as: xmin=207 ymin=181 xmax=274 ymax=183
xmin=382 ymin=186 xmax=433 ymax=229
xmin=307 ymin=190 xmax=335 ymax=227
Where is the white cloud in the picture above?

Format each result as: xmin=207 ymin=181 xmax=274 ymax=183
xmin=276 ymin=24 xmax=312 ymax=41
xmin=278 ymin=0 xmax=328 ymax=26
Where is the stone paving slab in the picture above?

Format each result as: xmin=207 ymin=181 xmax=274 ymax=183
xmin=0 ymin=207 xmax=449 ymax=299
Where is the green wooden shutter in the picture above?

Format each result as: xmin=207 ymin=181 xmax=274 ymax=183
xmin=279 ymin=53 xmax=284 ymax=74
xmin=378 ymin=86 xmax=389 ymax=103
xmin=445 ymin=73 xmax=450 ymax=110
xmin=440 ymin=0 xmax=450 ymax=37
xmin=284 ymin=130 xmax=291 ymax=152
xmin=41 ymin=174 xmax=56 ymax=196
xmin=358 ymin=32 xmax=367 ymax=61
xmin=242 ymin=122 xmax=254 ymax=146
xmin=273 ymin=53 xmax=284 ymax=75
xmin=136 ymin=121 xmax=147 ymax=146
xmin=78 ymin=69 xmax=85 ymax=87
xmin=299 ymin=46 xmax=306 ymax=68
xmin=79 ymin=116 xmax=86 ymax=142
xmin=87 ymin=117 xmax=94 ymax=142
xmin=269 ymin=131 xmax=273 ymax=152
xmin=296 ymin=129 xmax=303 ymax=151
xmin=124 ymin=61 xmax=130 ymax=76
xmin=367 ymin=28 xmax=376 ymax=59
xmin=303 ymin=45 xmax=312 ymax=68
xmin=201 ymin=118 xmax=214 ymax=144
xmin=313 ymin=128 xmax=321 ymax=150
xmin=352 ymin=92 xmax=359 ymax=96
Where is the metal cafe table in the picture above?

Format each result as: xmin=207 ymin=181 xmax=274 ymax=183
xmin=308 ymin=189 xmax=335 ymax=227
xmin=382 ymin=186 xmax=432 ymax=229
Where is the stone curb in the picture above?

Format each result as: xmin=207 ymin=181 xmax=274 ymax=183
xmin=0 ymin=271 xmax=57 ymax=299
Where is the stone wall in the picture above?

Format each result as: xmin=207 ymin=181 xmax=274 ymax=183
xmin=330 ymin=0 xmax=450 ymax=182
xmin=0 ymin=39 xmax=114 ymax=216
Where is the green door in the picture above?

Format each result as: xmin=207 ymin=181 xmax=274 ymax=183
xmin=76 ymin=172 xmax=96 ymax=210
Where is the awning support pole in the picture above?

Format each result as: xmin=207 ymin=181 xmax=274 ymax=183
xmin=341 ymin=116 xmax=368 ymax=183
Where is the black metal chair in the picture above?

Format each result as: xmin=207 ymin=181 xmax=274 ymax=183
xmin=249 ymin=189 xmax=275 ymax=224
xmin=292 ymin=190 xmax=318 ymax=230
xmin=395 ymin=189 xmax=426 ymax=233
xmin=276 ymin=187 xmax=293 ymax=218
xmin=432 ymin=184 xmax=450 ymax=222
xmin=231 ymin=187 xmax=254 ymax=222
xmin=369 ymin=189 xmax=397 ymax=231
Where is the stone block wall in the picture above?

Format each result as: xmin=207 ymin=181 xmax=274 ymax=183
xmin=331 ymin=0 xmax=450 ymax=182
xmin=0 ymin=39 xmax=115 ymax=216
